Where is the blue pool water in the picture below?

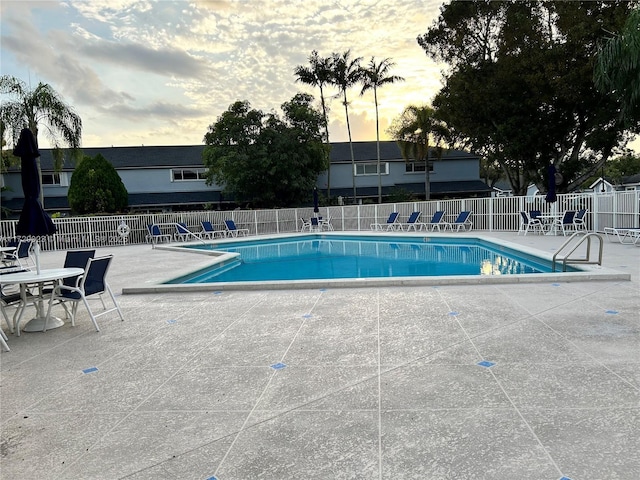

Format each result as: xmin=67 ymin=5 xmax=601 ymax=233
xmin=166 ymin=234 xmax=573 ymax=284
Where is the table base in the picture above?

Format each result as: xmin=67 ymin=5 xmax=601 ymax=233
xmin=22 ymin=316 xmax=65 ymax=333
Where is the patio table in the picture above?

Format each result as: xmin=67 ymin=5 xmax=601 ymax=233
xmin=537 ymin=213 xmax=564 ymax=235
xmin=0 ymin=267 xmax=84 ymax=334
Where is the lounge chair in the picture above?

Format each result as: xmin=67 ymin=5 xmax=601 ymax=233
xmin=371 ymin=212 xmax=400 ymax=231
xmin=422 ymin=211 xmax=446 ymax=231
xmin=45 ymin=255 xmax=124 ymax=332
xmin=224 ymin=219 xmax=249 ymax=237
xmin=174 ymin=222 xmax=194 ymax=241
xmin=518 ymin=211 xmax=544 ymax=236
xmin=146 ymin=224 xmax=172 ymax=245
xmin=399 ymin=212 xmax=422 ymax=231
xmin=200 ymin=221 xmax=226 ymax=239
xmin=444 ymin=211 xmax=473 ymax=232
xmin=603 ymin=227 xmax=640 ymax=245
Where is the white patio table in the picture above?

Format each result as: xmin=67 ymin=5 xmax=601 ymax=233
xmin=536 ymin=213 xmax=564 ymax=235
xmin=0 ymin=267 xmax=84 ymax=334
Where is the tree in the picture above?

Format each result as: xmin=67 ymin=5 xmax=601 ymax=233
xmin=294 ymin=51 xmax=334 ymax=197
xmin=387 ymin=105 xmax=449 ymax=200
xmin=330 ymin=50 xmax=363 ymax=203
xmin=360 ymin=57 xmax=404 ymax=203
xmin=68 ymin=154 xmax=128 ymax=214
xmin=594 ymin=6 xmax=640 ymax=128
xmin=418 ymin=0 xmax=638 ymax=195
xmin=0 ymin=76 xmax=82 ymax=203
xmin=202 ymin=95 xmax=328 ymax=208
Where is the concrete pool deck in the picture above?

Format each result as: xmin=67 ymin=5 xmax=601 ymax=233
xmin=1 ymin=231 xmax=639 ymax=479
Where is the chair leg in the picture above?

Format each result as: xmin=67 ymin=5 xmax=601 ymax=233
xmin=0 ymin=328 xmax=9 ymax=352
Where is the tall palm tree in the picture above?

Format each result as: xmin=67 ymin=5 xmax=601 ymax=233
xmin=594 ymin=7 xmax=640 ymax=128
xmin=294 ymin=51 xmax=334 ymax=197
xmin=388 ymin=105 xmax=449 ymax=201
xmin=330 ymin=50 xmax=363 ymax=203
xmin=360 ymin=57 xmax=404 ymax=203
xmin=0 ymin=75 xmax=82 ymax=204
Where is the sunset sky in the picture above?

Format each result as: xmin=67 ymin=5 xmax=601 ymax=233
xmin=1 ymin=0 xmax=637 ymax=153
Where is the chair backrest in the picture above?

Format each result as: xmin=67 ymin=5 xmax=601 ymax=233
xmin=387 ymin=212 xmax=399 ymax=224
xmin=17 ymin=240 xmax=32 ymax=259
xmin=148 ymin=224 xmax=162 ymax=236
xmin=176 ymin=223 xmax=189 ymax=234
xmin=311 ymin=217 xmax=319 ymax=226
xmin=520 ymin=211 xmax=530 ymax=224
xmin=202 ymin=221 xmax=214 ymax=232
xmin=224 ymin=219 xmax=237 ymax=231
xmin=407 ymin=212 xmax=420 ymax=223
xmin=62 ymin=250 xmax=96 ymax=287
xmin=455 ymin=211 xmax=471 ymax=223
xmin=562 ymin=211 xmax=575 ymax=224
xmin=430 ymin=211 xmax=445 ymax=223
xmin=530 ymin=210 xmax=541 ymax=219
xmin=80 ymin=255 xmax=113 ymax=297
xmin=575 ymin=209 xmax=587 ymax=220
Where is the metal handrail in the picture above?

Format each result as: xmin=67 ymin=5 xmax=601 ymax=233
xmin=552 ymin=232 xmax=604 ymax=272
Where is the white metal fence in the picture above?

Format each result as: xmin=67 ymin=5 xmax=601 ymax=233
xmin=1 ymin=191 xmax=638 ymax=252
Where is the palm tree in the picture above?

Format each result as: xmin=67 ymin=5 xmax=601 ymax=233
xmin=388 ymin=105 xmax=449 ymax=201
xmin=360 ymin=57 xmax=404 ymax=203
xmin=330 ymin=50 xmax=363 ymax=203
xmin=294 ymin=51 xmax=334 ymax=197
xmin=594 ymin=7 xmax=640 ymax=128
xmin=0 ymin=75 xmax=82 ymax=204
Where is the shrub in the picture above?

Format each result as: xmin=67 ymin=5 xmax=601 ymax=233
xmin=68 ymin=154 xmax=128 ymax=214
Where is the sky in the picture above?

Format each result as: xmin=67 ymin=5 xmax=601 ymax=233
xmin=1 ymin=0 xmax=638 ymax=153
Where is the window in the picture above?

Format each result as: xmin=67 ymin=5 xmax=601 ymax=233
xmin=41 ymin=173 xmax=62 ymax=185
xmin=405 ymin=161 xmax=433 ymax=173
xmin=172 ymin=168 xmax=207 ymax=181
xmin=354 ymin=162 xmax=388 ymax=176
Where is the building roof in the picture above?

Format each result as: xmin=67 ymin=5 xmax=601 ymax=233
xmin=24 ymin=141 xmax=479 ymax=171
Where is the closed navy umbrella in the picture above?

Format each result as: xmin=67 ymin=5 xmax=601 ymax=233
xmin=14 ymin=128 xmax=56 ymax=273
xmin=545 ymin=164 xmax=557 ymax=203
xmin=313 ymin=187 xmax=319 ymax=217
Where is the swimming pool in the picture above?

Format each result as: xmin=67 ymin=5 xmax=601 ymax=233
xmin=161 ymin=233 xmax=580 ymax=286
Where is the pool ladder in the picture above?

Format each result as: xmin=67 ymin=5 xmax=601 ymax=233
xmin=552 ymin=232 xmax=604 ymax=272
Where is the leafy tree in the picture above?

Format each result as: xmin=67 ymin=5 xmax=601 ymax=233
xmin=387 ymin=105 xmax=449 ymax=200
xmin=594 ymin=6 xmax=640 ymax=128
xmin=418 ymin=0 xmax=638 ymax=195
xmin=294 ymin=51 xmax=334 ymax=197
xmin=360 ymin=57 xmax=404 ymax=203
xmin=202 ymin=94 xmax=328 ymax=208
xmin=68 ymin=154 xmax=128 ymax=214
xmin=330 ymin=50 xmax=363 ymax=202
xmin=605 ymin=154 xmax=640 ymax=183
xmin=0 ymin=75 xmax=82 ymax=203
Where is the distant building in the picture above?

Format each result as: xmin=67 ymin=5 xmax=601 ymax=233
xmin=1 ymin=141 xmax=491 ymax=215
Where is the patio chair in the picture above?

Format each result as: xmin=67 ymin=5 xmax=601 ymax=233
xmin=310 ymin=217 xmax=322 ymax=231
xmin=518 ymin=211 xmax=544 ymax=236
xmin=1 ymin=286 xmax=35 ymax=334
xmin=573 ymin=209 xmax=588 ymax=231
xmin=399 ymin=212 xmax=422 ymax=231
xmin=174 ymin=222 xmax=193 ymax=241
xmin=224 ymin=219 xmax=249 ymax=237
xmin=3 ymin=240 xmax=35 ymax=269
xmin=43 ymin=249 xmax=96 ymax=297
xmin=299 ymin=218 xmax=312 ymax=232
xmin=444 ymin=211 xmax=473 ymax=232
xmin=553 ymin=211 xmax=576 ymax=236
xmin=45 ymin=255 xmax=124 ymax=332
xmin=200 ymin=221 xmax=226 ymax=239
xmin=371 ymin=212 xmax=400 ymax=231
xmin=146 ymin=224 xmax=172 ymax=245
xmin=422 ymin=211 xmax=446 ymax=231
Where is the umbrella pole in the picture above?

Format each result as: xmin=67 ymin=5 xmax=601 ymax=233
xmin=34 ymin=241 xmax=41 ymax=274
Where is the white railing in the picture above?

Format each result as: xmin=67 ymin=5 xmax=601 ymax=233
xmin=1 ymin=191 xmax=638 ymax=252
